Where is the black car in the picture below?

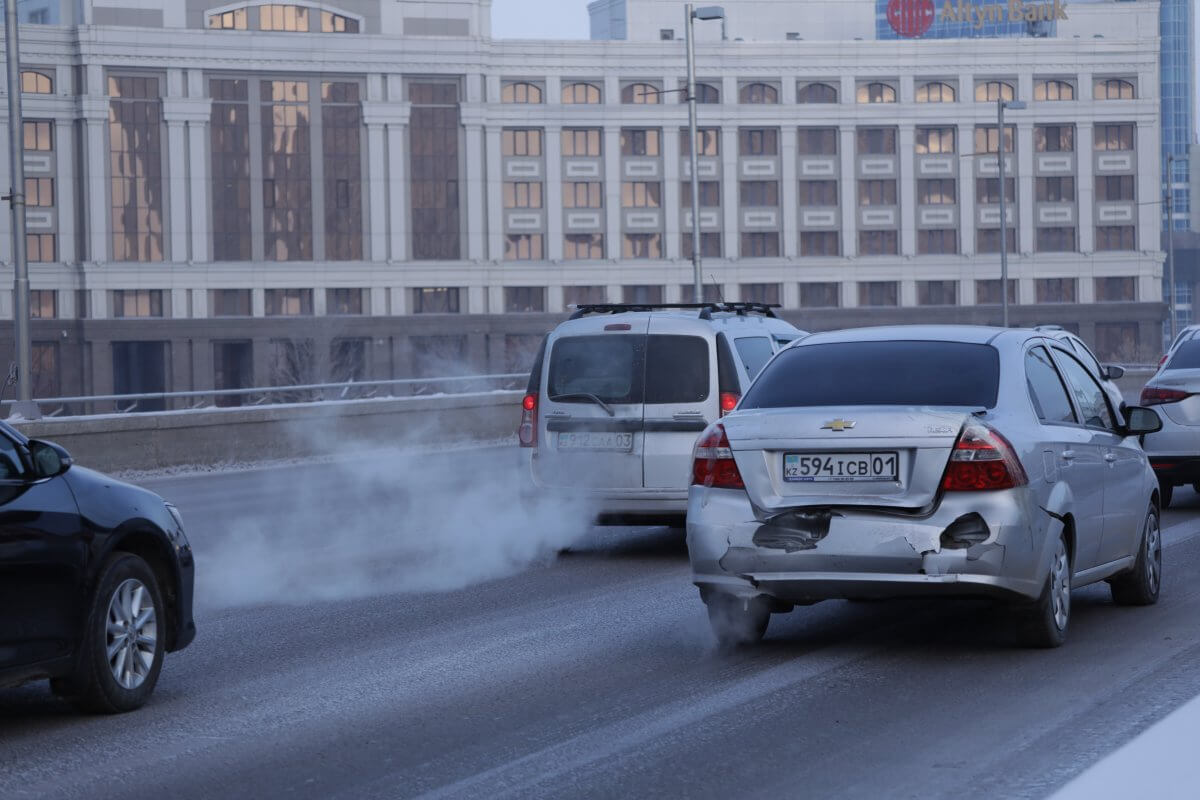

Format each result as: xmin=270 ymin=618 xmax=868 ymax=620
xmin=0 ymin=421 xmax=195 ymax=712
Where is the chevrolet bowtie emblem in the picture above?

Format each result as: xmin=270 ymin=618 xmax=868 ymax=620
xmin=822 ymin=419 xmax=856 ymax=432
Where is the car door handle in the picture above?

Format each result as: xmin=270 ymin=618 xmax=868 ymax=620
xmin=1104 ymin=453 xmax=1117 ymax=463
xmin=1061 ymin=450 xmax=1077 ymax=461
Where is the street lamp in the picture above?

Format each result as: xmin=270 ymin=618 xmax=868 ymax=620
xmin=685 ymin=4 xmax=724 ymax=303
xmin=1167 ymin=153 xmax=1178 ymax=342
xmin=996 ymin=98 xmax=1025 ymax=328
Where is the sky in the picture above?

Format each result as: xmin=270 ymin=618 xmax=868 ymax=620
xmin=491 ymin=0 xmax=591 ymax=39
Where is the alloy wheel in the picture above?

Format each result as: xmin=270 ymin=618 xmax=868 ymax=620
xmin=1050 ymin=540 xmax=1070 ymax=631
xmin=1144 ymin=512 xmax=1162 ymax=596
xmin=105 ymin=578 xmax=158 ymax=690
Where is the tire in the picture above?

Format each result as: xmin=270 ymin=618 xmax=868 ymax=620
xmin=1192 ymin=481 xmax=1200 ymax=497
xmin=1160 ymin=482 xmax=1174 ymax=510
xmin=1015 ymin=530 xmax=1071 ymax=648
xmin=1109 ymin=505 xmax=1162 ymax=607
xmin=706 ymin=594 xmax=770 ymax=648
xmin=52 ymin=552 xmax=166 ymax=714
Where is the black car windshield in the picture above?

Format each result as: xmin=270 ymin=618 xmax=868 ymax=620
xmin=1165 ymin=340 xmax=1200 ymax=370
xmin=547 ymin=334 xmax=710 ymax=405
xmin=741 ymin=340 xmax=1000 ymax=409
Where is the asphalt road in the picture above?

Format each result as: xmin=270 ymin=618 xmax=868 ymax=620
xmin=4 ymin=446 xmax=1200 ymax=799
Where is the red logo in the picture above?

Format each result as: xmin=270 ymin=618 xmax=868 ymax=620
xmin=887 ymin=0 xmax=935 ymax=38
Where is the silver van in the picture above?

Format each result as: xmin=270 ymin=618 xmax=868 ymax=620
xmin=518 ymin=303 xmax=805 ymax=525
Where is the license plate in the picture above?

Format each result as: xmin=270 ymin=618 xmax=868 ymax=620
xmin=783 ymin=452 xmax=899 ymax=483
xmin=558 ymin=432 xmax=634 ymax=452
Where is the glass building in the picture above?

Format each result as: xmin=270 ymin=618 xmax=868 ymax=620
xmin=1161 ymin=0 xmax=1193 ymax=231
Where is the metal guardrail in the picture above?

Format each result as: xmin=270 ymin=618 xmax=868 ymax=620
xmin=0 ymin=373 xmax=527 ymax=417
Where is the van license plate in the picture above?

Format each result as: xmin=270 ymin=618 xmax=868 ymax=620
xmin=784 ymin=452 xmax=898 ymax=482
xmin=558 ymin=432 xmax=634 ymax=452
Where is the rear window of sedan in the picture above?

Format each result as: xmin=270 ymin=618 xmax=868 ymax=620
xmin=741 ymin=340 xmax=1000 ymax=409
xmin=1165 ymin=340 xmax=1200 ymax=370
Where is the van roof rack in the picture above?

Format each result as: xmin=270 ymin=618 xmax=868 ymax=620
xmin=568 ymin=302 xmax=780 ymax=321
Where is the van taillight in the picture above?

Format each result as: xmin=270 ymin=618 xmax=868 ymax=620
xmin=719 ymin=392 xmax=740 ymax=416
xmin=941 ymin=423 xmax=1027 ymax=492
xmin=692 ymin=423 xmax=744 ymax=489
xmin=518 ymin=394 xmax=537 ymax=447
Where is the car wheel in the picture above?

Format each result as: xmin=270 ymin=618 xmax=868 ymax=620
xmin=52 ymin=552 xmax=166 ymax=713
xmin=1015 ymin=530 xmax=1071 ymax=648
xmin=1109 ymin=505 xmax=1162 ymax=607
xmin=706 ymin=594 xmax=770 ymax=648
xmin=1160 ymin=482 xmax=1174 ymax=509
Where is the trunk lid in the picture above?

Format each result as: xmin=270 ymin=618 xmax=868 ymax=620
xmin=1148 ymin=369 xmax=1200 ymax=427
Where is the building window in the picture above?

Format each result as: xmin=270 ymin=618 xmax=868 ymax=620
xmin=976 ymin=177 xmax=1016 ymax=204
xmin=684 ymin=83 xmax=720 ymax=104
xmin=268 ymin=338 xmax=317 ymax=390
xmin=917 ymin=179 xmax=955 ymax=205
xmin=1036 ymin=177 xmax=1076 ymax=203
xmin=32 ymin=342 xmax=59 ymax=400
xmin=209 ymin=289 xmax=251 ymax=316
xmin=503 ymin=182 xmax=543 ymax=208
xmin=209 ymin=8 xmax=249 ymax=29
xmin=258 ymin=4 xmax=309 ymax=31
xmin=974 ymin=125 xmax=1015 ymax=154
xmin=562 ymin=82 xmax=601 ymax=104
xmin=1095 ymin=277 xmax=1136 ymax=302
xmin=327 ymin=288 xmax=365 ymax=315
xmin=739 ymin=82 xmax=778 ymax=104
xmin=680 ymin=127 xmax=719 ymax=156
xmin=740 ymin=181 xmax=779 ymax=206
xmin=856 ymin=82 xmax=896 ymax=104
xmin=564 ymin=182 xmax=603 ymax=208
xmin=856 ymin=128 xmax=896 ymax=155
xmin=800 ymin=231 xmax=840 ymax=256
xmin=858 ymin=281 xmax=898 ymax=306
xmin=562 ymin=128 xmax=602 ymax=157
xmin=915 ymin=127 xmax=955 ymax=155
xmin=322 ymin=81 xmax=363 ymax=261
xmin=1036 ymin=227 xmax=1076 ymax=252
xmin=24 ymin=177 xmax=53 ymax=207
xmin=858 ymin=180 xmax=897 ymax=206
xmin=623 ymin=233 xmax=662 ymax=259
xmin=1096 ymin=176 xmax=1135 ymax=202
xmin=621 ymin=83 xmax=660 ymax=104
xmin=564 ymin=286 xmax=607 ymax=306
xmin=918 ymin=229 xmax=958 ymax=255
xmin=210 ymin=79 xmax=251 ymax=261
xmin=412 ymin=287 xmax=460 ymax=313
xmin=1034 ymin=124 xmax=1075 ymax=152
xmin=797 ymin=83 xmax=837 ymax=103
xmin=320 ymin=11 xmax=359 ymax=32
xmin=915 ymin=81 xmax=955 ymax=103
xmin=798 ymin=128 xmax=837 ymax=156
xmin=681 ymin=284 xmax=722 ymax=302
xmin=20 ymin=70 xmax=52 ymax=94
xmin=685 ymin=181 xmax=722 ymax=208
xmin=1034 ymin=79 xmax=1075 ymax=101
xmin=681 ymin=232 xmax=721 ymax=259
xmin=261 ymin=80 xmax=313 ymax=261
xmin=621 ymin=181 xmax=661 ymax=208
xmin=564 ymin=234 xmax=604 ymax=259
xmin=740 ymin=284 xmax=780 ymax=304
xmin=1036 ymin=278 xmax=1077 ymax=304
xmin=917 ymin=280 xmax=958 ymax=305
xmin=1096 ymin=78 xmax=1136 ymax=100
xmin=1096 ymin=226 xmax=1136 ymax=251
xmin=30 ymin=290 xmax=56 ymax=319
xmin=505 ymin=287 xmax=546 ymax=312
xmin=264 ymin=288 xmax=313 ymax=316
xmin=976 ymin=228 xmax=1017 ymax=253
xmin=739 ymin=128 xmax=779 ymax=156
xmin=800 ymin=282 xmax=840 ymax=307
xmin=27 ymin=233 xmax=56 ymax=262
xmin=1094 ymin=323 xmax=1139 ymax=362
xmin=1094 ymin=124 xmax=1134 ymax=151
xmin=109 ymin=76 xmax=164 ymax=262
xmin=504 ymin=233 xmax=544 ymax=260
xmin=799 ymin=180 xmax=837 ymax=205
xmin=113 ymin=289 xmax=165 ymax=318
xmin=741 ymin=232 xmax=780 ymax=258
xmin=502 ymin=129 xmax=543 ymax=157
xmin=501 ymin=82 xmax=542 ymax=103
xmin=975 ymin=279 xmax=1018 ymax=305
xmin=23 ymin=120 xmax=52 ymax=151
xmin=623 ymin=285 xmax=663 ymax=304
xmin=620 ymin=129 xmax=660 ymax=156
xmin=410 ymin=82 xmax=460 ymax=260
xmin=975 ymin=80 xmax=1015 ymax=102
xmin=858 ymin=230 xmax=898 ymax=256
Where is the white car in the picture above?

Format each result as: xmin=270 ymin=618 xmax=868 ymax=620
xmin=1140 ymin=337 xmax=1200 ymax=507
xmin=519 ymin=303 xmax=805 ymax=525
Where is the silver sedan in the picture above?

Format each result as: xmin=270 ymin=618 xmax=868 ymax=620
xmin=687 ymin=326 xmax=1164 ymax=648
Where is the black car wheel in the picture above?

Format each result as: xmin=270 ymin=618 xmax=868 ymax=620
xmin=52 ymin=552 xmax=166 ymax=713
xmin=1015 ymin=530 xmax=1070 ymax=649
xmin=706 ymin=594 xmax=770 ymax=648
xmin=1160 ymin=482 xmax=1174 ymax=509
xmin=1110 ymin=505 xmax=1162 ymax=607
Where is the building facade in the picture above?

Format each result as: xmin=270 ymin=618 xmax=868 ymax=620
xmin=0 ymin=0 xmax=1167 ymax=404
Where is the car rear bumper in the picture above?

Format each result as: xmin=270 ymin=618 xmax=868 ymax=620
xmin=524 ymin=484 xmax=688 ymax=523
xmin=687 ymin=486 xmax=1048 ymax=604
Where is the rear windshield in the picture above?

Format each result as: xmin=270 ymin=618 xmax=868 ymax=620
xmin=1166 ymin=340 xmax=1200 ymax=370
xmin=741 ymin=340 xmax=1000 ymax=409
xmin=547 ymin=334 xmax=710 ymax=405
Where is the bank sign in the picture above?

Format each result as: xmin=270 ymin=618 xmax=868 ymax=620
xmin=877 ymin=0 xmax=1067 ymax=39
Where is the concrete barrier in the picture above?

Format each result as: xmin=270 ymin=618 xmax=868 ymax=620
xmin=11 ymin=391 xmax=524 ymax=474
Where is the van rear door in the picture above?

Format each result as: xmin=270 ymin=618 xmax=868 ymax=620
xmin=642 ymin=318 xmax=715 ymax=489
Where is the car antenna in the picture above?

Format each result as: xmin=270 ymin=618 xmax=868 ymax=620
xmin=709 ymin=274 xmax=725 ymax=303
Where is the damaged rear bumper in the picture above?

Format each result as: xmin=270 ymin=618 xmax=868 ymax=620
xmin=687 ymin=486 xmax=1046 ymax=604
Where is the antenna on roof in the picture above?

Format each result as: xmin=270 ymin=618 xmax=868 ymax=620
xmin=709 ymin=273 xmax=724 ymax=303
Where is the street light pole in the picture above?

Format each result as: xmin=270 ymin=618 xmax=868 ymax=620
xmin=1167 ymin=153 xmax=1178 ymax=342
xmin=997 ymin=98 xmax=1025 ymax=328
xmin=684 ymin=5 xmax=723 ymax=304
xmin=4 ymin=0 xmax=33 ymax=413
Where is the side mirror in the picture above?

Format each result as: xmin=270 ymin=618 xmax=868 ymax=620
xmin=1104 ymin=364 xmax=1126 ymax=380
xmin=28 ymin=439 xmax=72 ymax=479
xmin=1124 ymin=406 xmax=1163 ymax=436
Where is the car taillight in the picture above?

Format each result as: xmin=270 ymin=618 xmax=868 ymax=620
xmin=692 ymin=423 xmax=744 ymax=489
xmin=1140 ymin=386 xmax=1190 ymax=406
xmin=719 ymin=391 xmax=740 ymax=416
xmin=941 ymin=423 xmax=1028 ymax=492
xmin=518 ymin=393 xmax=537 ymax=448
xmin=1159 ymin=354 xmax=1169 ymax=367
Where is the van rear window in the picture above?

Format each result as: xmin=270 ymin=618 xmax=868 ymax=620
xmin=547 ymin=335 xmax=709 ymax=405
